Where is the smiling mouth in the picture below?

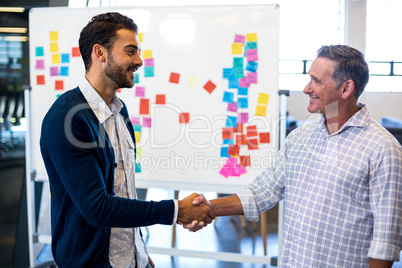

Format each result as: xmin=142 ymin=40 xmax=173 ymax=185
xmin=310 ymin=97 xmax=319 ymax=100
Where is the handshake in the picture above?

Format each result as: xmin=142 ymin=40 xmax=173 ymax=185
xmin=176 ymin=193 xmax=242 ymax=232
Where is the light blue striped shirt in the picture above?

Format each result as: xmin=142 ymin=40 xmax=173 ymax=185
xmin=237 ymin=104 xmax=402 ymax=267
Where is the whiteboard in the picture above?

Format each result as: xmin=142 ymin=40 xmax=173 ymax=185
xmin=29 ymin=5 xmax=280 ymax=194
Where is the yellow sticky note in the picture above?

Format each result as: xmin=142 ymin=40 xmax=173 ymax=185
xmin=143 ymin=50 xmax=152 ymax=59
xmin=231 ymin=43 xmax=242 ymax=54
xmin=50 ymin=42 xmax=58 ymax=53
xmin=255 ymin=105 xmax=267 ymax=117
xmin=135 ymin=131 xmax=141 ymax=143
xmin=136 ymin=147 xmax=142 ymax=158
xmin=138 ymin=33 xmax=143 ymax=43
xmin=246 ymin=33 xmax=257 ymax=42
xmin=52 ymin=54 xmax=61 ymax=64
xmin=257 ymin=93 xmax=270 ymax=105
xmin=50 ymin=31 xmax=58 ymax=41
xmin=187 ymin=75 xmax=198 ymax=87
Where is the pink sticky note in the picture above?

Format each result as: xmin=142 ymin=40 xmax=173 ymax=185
xmin=50 ymin=66 xmax=59 ymax=76
xmin=239 ymin=77 xmax=250 ymax=88
xmin=130 ymin=117 xmax=141 ymax=125
xmin=142 ymin=117 xmax=152 ymax=128
xmin=144 ymin=58 xmax=154 ymax=66
xmin=135 ymin=86 xmax=145 ymax=97
xmin=238 ymin=113 xmax=249 ymax=124
xmin=219 ymin=167 xmax=230 ymax=178
xmin=247 ymin=72 xmax=258 ymax=84
xmin=36 ymin=59 xmax=44 ymax=69
xmin=234 ymin=34 xmax=245 ymax=46
xmin=227 ymin=101 xmax=237 ymax=112
xmin=246 ymin=49 xmax=258 ymax=62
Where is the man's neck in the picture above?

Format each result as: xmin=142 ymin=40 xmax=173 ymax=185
xmin=324 ymin=104 xmax=360 ymax=135
xmin=85 ymin=73 xmax=116 ymax=107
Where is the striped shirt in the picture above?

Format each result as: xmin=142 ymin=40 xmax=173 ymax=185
xmin=237 ymin=104 xmax=402 ymax=267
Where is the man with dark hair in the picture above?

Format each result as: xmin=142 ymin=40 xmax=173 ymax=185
xmin=190 ymin=45 xmax=402 ymax=267
xmin=40 ymin=12 xmax=214 ymax=268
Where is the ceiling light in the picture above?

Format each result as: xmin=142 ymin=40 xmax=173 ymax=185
xmin=4 ymin=36 xmax=29 ymax=42
xmin=0 ymin=27 xmax=28 ymax=33
xmin=0 ymin=7 xmax=25 ymax=13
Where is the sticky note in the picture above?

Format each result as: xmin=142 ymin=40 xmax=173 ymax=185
xmin=135 ymin=162 xmax=141 ymax=173
xmin=225 ymin=116 xmax=237 ymax=127
xmin=237 ymin=98 xmax=248 ymax=109
xmin=222 ymin=91 xmax=234 ymax=103
xmin=239 ymin=78 xmax=250 ymax=88
xmin=203 ymin=80 xmax=216 ymax=94
xmin=134 ymin=74 xmax=139 ymax=84
xmin=234 ymin=34 xmax=245 ymax=45
xmin=187 ymin=75 xmax=198 ymax=87
xmin=36 ymin=47 xmax=44 ymax=56
xmin=246 ymin=125 xmax=258 ymax=137
xmin=135 ymin=86 xmax=145 ymax=97
xmin=233 ymin=58 xmax=243 ymax=69
xmin=50 ymin=31 xmax=58 ymax=41
xmin=223 ymin=139 xmax=234 ymax=145
xmin=247 ymin=72 xmax=258 ymax=84
xmin=72 ymin=47 xmax=81 ymax=57
xmin=50 ymin=42 xmax=58 ymax=53
xmin=179 ymin=112 xmax=190 ymax=123
xmin=223 ymin=68 xmax=233 ymax=79
xmin=60 ymin=66 xmax=69 ymax=76
xmin=246 ymin=33 xmax=257 ymax=42
xmin=221 ymin=147 xmax=230 ymax=157
xmin=239 ymin=155 xmax=251 ymax=167
xmin=227 ymin=101 xmax=237 ymax=112
xmin=138 ymin=33 xmax=143 ymax=43
xmin=258 ymin=93 xmax=270 ymax=105
xmin=131 ymin=117 xmax=141 ymax=125
xmin=144 ymin=58 xmax=154 ymax=66
xmin=236 ymin=134 xmax=247 ymax=145
xmin=55 ymin=80 xmax=64 ymax=90
xmin=169 ymin=72 xmax=180 ymax=84
xmin=50 ymin=66 xmax=59 ymax=76
xmin=260 ymin=132 xmax=271 ymax=143
xmin=133 ymin=125 xmax=141 ymax=132
xmin=234 ymin=123 xmax=243 ymax=133
xmin=245 ymin=42 xmax=258 ymax=50
xmin=228 ymin=145 xmax=240 ymax=157
xmin=142 ymin=117 xmax=152 ymax=128
xmin=36 ymin=59 xmax=44 ymax=69
xmin=228 ymin=78 xmax=239 ymax=89
xmin=139 ymin=99 xmax=149 ymax=115
xmin=238 ymin=112 xmax=249 ymax=124
xmin=61 ymin=53 xmax=70 ymax=63
xmin=117 ymin=88 xmax=122 ymax=93
xmin=36 ymin=75 xmax=45 ymax=85
xmin=247 ymin=138 xmax=259 ymax=150
xmin=255 ymin=105 xmax=267 ymax=117
xmin=52 ymin=54 xmax=61 ymax=64
xmin=232 ymin=43 xmax=243 ymax=54
xmin=135 ymin=131 xmax=141 ymax=143
xmin=246 ymin=61 xmax=258 ymax=72
xmin=143 ymin=50 xmax=152 ymax=59
xmin=233 ymin=68 xmax=244 ymax=78
xmin=155 ymin=94 xmax=166 ymax=104
xmin=222 ymin=128 xmax=233 ymax=140
xmin=246 ymin=49 xmax=258 ymax=62
xmin=238 ymin=88 xmax=248 ymax=96
xmin=144 ymin=66 xmax=154 ymax=77
xmin=219 ymin=167 xmax=230 ymax=178
xmin=136 ymin=147 xmax=142 ymax=158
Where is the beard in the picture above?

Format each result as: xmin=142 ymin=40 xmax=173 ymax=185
xmin=105 ymin=54 xmax=134 ymax=89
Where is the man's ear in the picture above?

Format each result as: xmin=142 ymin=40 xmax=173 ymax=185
xmin=341 ymin=80 xmax=356 ymax=100
xmin=93 ymin=44 xmax=107 ymax=63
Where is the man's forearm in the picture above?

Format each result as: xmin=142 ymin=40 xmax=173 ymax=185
xmin=210 ymin=194 xmax=244 ymax=217
xmin=369 ymin=258 xmax=393 ymax=268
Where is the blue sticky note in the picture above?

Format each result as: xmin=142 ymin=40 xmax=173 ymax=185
xmin=238 ymin=88 xmax=248 ymax=96
xmin=221 ymin=147 xmax=230 ymax=157
xmin=133 ymin=125 xmax=141 ymax=132
xmin=233 ymin=68 xmax=244 ymax=78
xmin=225 ymin=116 xmax=237 ymax=127
xmin=60 ymin=66 xmax=69 ymax=76
xmin=134 ymin=74 xmax=139 ymax=83
xmin=238 ymin=98 xmax=248 ymax=109
xmin=228 ymin=78 xmax=239 ymax=89
xmin=246 ymin=61 xmax=258 ymax=72
xmin=61 ymin=53 xmax=70 ymax=63
xmin=222 ymin=91 xmax=234 ymax=103
xmin=223 ymin=68 xmax=233 ymax=79
xmin=223 ymin=139 xmax=234 ymax=145
xmin=144 ymin=66 xmax=154 ymax=77
xmin=245 ymin=42 xmax=258 ymax=50
xmin=135 ymin=162 xmax=141 ymax=173
xmin=233 ymin=57 xmax=243 ymax=69
xmin=36 ymin=47 xmax=44 ymax=56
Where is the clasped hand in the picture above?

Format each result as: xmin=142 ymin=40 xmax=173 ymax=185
xmin=177 ymin=193 xmax=214 ymax=232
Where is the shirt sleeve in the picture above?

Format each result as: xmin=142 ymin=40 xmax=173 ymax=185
xmin=368 ymin=139 xmax=402 ymax=261
xmin=173 ymin=199 xmax=178 ymax=225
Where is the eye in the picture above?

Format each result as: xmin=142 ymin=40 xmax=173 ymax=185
xmin=127 ymin=50 xmax=135 ymax=56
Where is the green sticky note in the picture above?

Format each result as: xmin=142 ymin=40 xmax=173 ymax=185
xmin=135 ymin=162 xmax=142 ymax=173
xmin=233 ymin=57 xmax=243 ymax=69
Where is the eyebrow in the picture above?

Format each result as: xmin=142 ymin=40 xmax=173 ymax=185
xmin=124 ymin=45 xmax=140 ymax=51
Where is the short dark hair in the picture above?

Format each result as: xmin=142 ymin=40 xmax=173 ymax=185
xmin=317 ymin=45 xmax=369 ymax=98
xmin=79 ymin=12 xmax=138 ymax=71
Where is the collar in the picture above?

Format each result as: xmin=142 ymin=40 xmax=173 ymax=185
xmin=78 ymin=78 xmax=123 ymax=124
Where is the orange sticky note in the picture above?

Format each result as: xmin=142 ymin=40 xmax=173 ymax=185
xmin=179 ymin=112 xmax=190 ymax=123
xmin=247 ymin=138 xmax=259 ymax=150
xmin=139 ymin=99 xmax=150 ymax=115
xmin=228 ymin=145 xmax=240 ymax=157
xmin=117 ymin=88 xmax=122 ymax=93
xmin=169 ymin=72 xmax=180 ymax=84
xmin=239 ymin=155 xmax=251 ymax=167
xmin=203 ymin=80 xmax=217 ymax=94
xmin=222 ymin=128 xmax=233 ymax=140
xmin=72 ymin=47 xmax=81 ymax=57
xmin=155 ymin=94 xmax=166 ymax=104
xmin=234 ymin=123 xmax=243 ymax=133
xmin=246 ymin=125 xmax=258 ymax=137
xmin=236 ymin=134 xmax=247 ymax=145
xmin=55 ymin=80 xmax=64 ymax=90
xmin=260 ymin=132 xmax=271 ymax=143
xmin=36 ymin=75 xmax=45 ymax=85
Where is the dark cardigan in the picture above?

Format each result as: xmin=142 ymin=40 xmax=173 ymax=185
xmin=40 ymin=87 xmax=174 ymax=267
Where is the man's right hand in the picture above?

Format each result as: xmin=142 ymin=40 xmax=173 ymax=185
xmin=177 ymin=193 xmax=216 ymax=226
